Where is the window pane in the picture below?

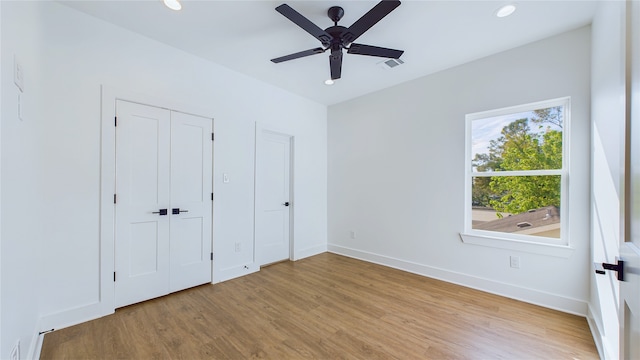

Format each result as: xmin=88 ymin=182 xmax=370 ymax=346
xmin=472 ymin=175 xmax=561 ymax=239
xmin=471 ymin=106 xmax=563 ymax=172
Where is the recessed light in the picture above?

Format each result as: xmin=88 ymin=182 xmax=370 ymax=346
xmin=496 ymin=4 xmax=516 ymax=18
xmin=163 ymin=0 xmax=182 ymax=11
xmin=324 ymin=79 xmax=335 ymax=85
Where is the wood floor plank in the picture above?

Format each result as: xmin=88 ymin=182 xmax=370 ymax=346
xmin=40 ymin=253 xmax=598 ymax=359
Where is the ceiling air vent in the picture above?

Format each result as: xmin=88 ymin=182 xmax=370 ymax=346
xmin=378 ymin=58 xmax=404 ymax=70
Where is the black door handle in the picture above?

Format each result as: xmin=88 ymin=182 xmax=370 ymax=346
xmin=283 ymin=202 xmax=290 ymax=206
xmin=172 ymin=208 xmax=189 ymax=215
xmin=594 ymin=259 xmax=624 ymax=281
xmin=152 ymin=209 xmax=168 ymax=215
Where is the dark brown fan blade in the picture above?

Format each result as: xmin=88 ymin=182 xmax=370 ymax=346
xmin=276 ymin=4 xmax=333 ymax=46
xmin=347 ymin=43 xmax=404 ymax=58
xmin=330 ymin=50 xmax=343 ymax=80
xmin=271 ymin=48 xmax=326 ymax=63
xmin=341 ymin=1 xmax=401 ymax=44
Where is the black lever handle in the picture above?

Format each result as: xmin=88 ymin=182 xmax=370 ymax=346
xmin=152 ymin=209 xmax=168 ymax=215
xmin=172 ymin=208 xmax=189 ymax=215
xmin=595 ymin=259 xmax=624 ymax=281
xmin=283 ymin=202 xmax=290 ymax=207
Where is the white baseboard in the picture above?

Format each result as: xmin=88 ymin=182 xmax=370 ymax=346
xmin=328 ymin=244 xmax=588 ymax=316
xmin=587 ymin=304 xmax=615 ymax=360
xmin=216 ymin=263 xmax=260 ymax=283
xmin=27 ymin=319 xmax=43 ymax=360
xmin=213 ymin=244 xmax=325 ymax=283
xmin=39 ymin=302 xmax=112 ymax=332
xmin=294 ymin=243 xmax=327 ymax=261
xmin=28 ymin=335 xmax=43 ymax=360
xmin=587 ymin=304 xmax=606 ymax=360
xmin=28 ymin=301 xmax=114 ymax=359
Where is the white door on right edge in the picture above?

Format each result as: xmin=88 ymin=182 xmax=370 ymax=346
xmin=620 ymin=1 xmax=640 ymax=357
xmin=255 ymin=128 xmax=292 ymax=266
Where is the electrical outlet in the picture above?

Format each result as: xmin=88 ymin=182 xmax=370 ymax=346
xmin=350 ymin=230 xmax=356 ymax=239
xmin=234 ymin=242 xmax=241 ymax=252
xmin=510 ymin=256 xmax=521 ymax=269
xmin=18 ymin=94 xmax=24 ymax=121
xmin=10 ymin=340 xmax=20 ymax=360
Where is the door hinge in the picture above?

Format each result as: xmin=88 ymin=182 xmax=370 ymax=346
xmin=211 ymin=133 xmax=214 ymax=141
xmin=210 ymin=252 xmax=214 ymax=261
xmin=115 ymin=116 xmax=117 ymax=127
xmin=113 ymin=194 xmax=117 ymax=204
xmin=211 ymin=193 xmax=214 ymax=201
xmin=113 ymin=272 xmax=116 ymax=282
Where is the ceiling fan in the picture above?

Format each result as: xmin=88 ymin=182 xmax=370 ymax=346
xmin=271 ymin=0 xmax=404 ymax=81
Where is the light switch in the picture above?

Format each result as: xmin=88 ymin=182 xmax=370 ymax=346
xmin=14 ymin=55 xmax=24 ymax=92
xmin=223 ymin=173 xmax=229 ymax=183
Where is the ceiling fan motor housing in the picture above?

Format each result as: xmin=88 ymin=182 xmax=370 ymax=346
xmin=326 ymin=26 xmax=348 ymax=47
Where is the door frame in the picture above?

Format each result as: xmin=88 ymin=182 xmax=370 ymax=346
xmin=620 ymin=0 xmax=640 ymax=356
xmin=99 ymin=85 xmax=215 ymax=314
xmin=253 ymin=122 xmax=295 ymax=265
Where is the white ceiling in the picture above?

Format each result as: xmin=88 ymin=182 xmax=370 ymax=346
xmin=60 ymin=0 xmax=597 ymax=105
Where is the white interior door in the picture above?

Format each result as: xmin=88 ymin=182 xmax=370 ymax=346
xmin=115 ymin=101 xmax=212 ymax=308
xmin=115 ymin=100 xmax=171 ymax=307
xmin=255 ymin=128 xmax=292 ymax=266
xmin=169 ymin=111 xmax=213 ymax=292
xmin=620 ymin=1 xmax=640 ymax=357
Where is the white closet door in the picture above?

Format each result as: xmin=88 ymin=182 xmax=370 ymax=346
xmin=255 ymin=129 xmax=292 ymax=266
xmin=169 ymin=111 xmax=213 ymax=292
xmin=115 ymin=101 xmax=212 ymax=308
xmin=115 ymin=100 xmax=171 ymax=308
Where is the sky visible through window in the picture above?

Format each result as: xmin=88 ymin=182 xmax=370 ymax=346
xmin=471 ymin=110 xmax=563 ymax=161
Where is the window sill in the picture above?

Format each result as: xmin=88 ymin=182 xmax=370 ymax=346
xmin=459 ymin=233 xmax=574 ymax=258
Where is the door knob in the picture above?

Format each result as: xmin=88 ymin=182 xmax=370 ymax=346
xmin=594 ymin=259 xmax=625 ymax=281
xmin=172 ymin=208 xmax=189 ymax=215
xmin=283 ymin=202 xmax=290 ymax=206
xmin=152 ymin=209 xmax=168 ymax=215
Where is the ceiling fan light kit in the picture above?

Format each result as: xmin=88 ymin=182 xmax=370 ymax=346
xmin=496 ymin=4 xmax=517 ymax=18
xmin=271 ymin=0 xmax=405 ymax=81
xmin=163 ymin=0 xmax=182 ymax=11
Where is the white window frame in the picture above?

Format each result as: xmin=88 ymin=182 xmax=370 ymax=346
xmin=460 ymin=97 xmax=573 ymax=257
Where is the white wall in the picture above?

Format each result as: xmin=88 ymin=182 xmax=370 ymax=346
xmin=328 ymin=27 xmax=591 ymax=314
xmin=0 ymin=0 xmax=4 ymax=354
xmin=589 ymin=1 xmax=626 ymax=359
xmin=1 ymin=2 xmax=45 ymax=357
xmin=0 ymin=1 xmax=327 ymax=358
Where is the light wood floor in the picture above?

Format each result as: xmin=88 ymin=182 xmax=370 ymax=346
xmin=41 ymin=253 xmax=598 ymax=359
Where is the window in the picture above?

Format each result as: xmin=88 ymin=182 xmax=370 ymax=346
xmin=463 ymin=97 xmax=570 ymax=249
